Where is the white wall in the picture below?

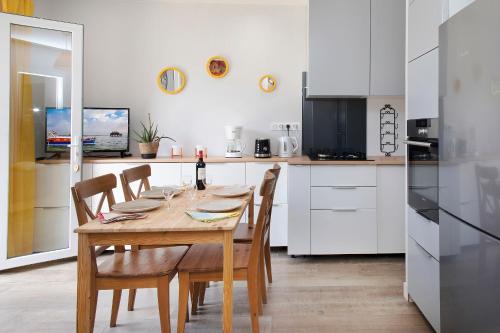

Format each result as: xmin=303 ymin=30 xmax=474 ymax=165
xmin=34 ymin=0 xmax=308 ymax=156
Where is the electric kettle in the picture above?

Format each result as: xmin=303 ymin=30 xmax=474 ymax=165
xmin=278 ymin=136 xmax=298 ymax=157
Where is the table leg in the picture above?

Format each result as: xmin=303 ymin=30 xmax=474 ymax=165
xmin=248 ymin=192 xmax=255 ymax=227
xmin=77 ymin=234 xmax=93 ymax=333
xmin=222 ymin=230 xmax=234 ymax=333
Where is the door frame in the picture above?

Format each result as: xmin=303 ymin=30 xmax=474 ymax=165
xmin=0 ymin=13 xmax=83 ymax=270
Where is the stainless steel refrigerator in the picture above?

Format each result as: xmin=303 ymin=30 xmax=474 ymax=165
xmin=439 ymin=0 xmax=500 ymax=332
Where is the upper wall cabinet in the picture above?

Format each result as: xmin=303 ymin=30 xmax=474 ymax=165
xmin=370 ymin=0 xmax=405 ymax=96
xmin=408 ymin=0 xmax=447 ymax=61
xmin=448 ymin=0 xmax=475 ymax=18
xmin=308 ymin=0 xmax=370 ymax=96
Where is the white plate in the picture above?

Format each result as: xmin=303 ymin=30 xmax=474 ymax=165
xmin=195 ymin=199 xmax=243 ymax=213
xmin=141 ymin=186 xmax=183 ymax=199
xmin=212 ymin=185 xmax=251 ymax=198
xmin=112 ymin=199 xmax=162 ymax=213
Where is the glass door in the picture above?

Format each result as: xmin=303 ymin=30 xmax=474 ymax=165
xmin=0 ymin=13 xmax=83 ymax=270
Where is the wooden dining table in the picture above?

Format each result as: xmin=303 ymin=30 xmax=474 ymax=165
xmin=75 ymin=185 xmax=255 ymax=333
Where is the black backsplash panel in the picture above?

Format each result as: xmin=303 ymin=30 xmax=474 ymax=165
xmin=302 ymin=95 xmax=367 ymax=155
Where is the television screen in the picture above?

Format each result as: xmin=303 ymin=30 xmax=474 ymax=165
xmin=45 ymin=107 xmax=129 ymax=153
xmin=46 ymin=107 xmax=71 ymax=153
xmin=83 ymin=108 xmax=129 ymax=152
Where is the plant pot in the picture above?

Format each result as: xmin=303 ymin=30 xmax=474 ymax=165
xmin=139 ymin=142 xmax=159 ymax=159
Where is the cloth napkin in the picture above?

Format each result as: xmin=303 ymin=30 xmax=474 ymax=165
xmin=185 ymin=210 xmax=239 ymax=223
xmin=98 ymin=212 xmax=147 ymax=224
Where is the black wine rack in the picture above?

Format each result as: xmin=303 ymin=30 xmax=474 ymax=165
xmin=379 ymin=104 xmax=399 ymax=157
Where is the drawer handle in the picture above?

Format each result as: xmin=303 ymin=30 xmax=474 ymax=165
xmin=331 ymin=186 xmax=356 ymax=190
xmin=331 ymin=208 xmax=358 ymax=212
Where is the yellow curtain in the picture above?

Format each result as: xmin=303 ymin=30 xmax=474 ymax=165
xmin=2 ymin=0 xmax=36 ymax=258
xmin=0 ymin=0 xmax=34 ymax=15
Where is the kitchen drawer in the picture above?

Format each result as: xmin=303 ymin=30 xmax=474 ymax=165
xmin=246 ymin=162 xmax=287 ymax=204
xmin=408 ymin=236 xmax=440 ymax=332
xmin=408 ymin=207 xmax=439 ymax=260
xmin=311 ymin=186 xmax=376 ymax=209
xmin=311 ymin=209 xmax=377 ymax=254
xmin=311 ymin=165 xmax=376 ymax=187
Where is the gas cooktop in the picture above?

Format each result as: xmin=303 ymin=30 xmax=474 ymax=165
xmin=308 ymin=150 xmax=369 ymax=161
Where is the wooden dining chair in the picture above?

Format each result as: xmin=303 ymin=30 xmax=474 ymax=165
xmin=190 ymin=164 xmax=281 ymax=311
xmin=234 ymin=164 xmax=281 ymax=284
xmin=72 ymin=173 xmax=188 ymax=333
xmin=176 ymin=171 xmax=277 ymax=333
xmin=120 ymin=164 xmax=152 ymax=202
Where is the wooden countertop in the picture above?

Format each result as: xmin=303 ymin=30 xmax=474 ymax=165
xmin=37 ymin=155 xmax=405 ymax=165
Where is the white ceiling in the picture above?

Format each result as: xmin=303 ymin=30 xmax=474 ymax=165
xmin=121 ymin=0 xmax=307 ymax=5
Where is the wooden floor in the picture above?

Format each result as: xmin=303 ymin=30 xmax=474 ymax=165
xmin=0 ymin=250 xmax=433 ymax=333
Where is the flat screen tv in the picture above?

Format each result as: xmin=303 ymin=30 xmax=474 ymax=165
xmin=45 ymin=107 xmax=130 ymax=153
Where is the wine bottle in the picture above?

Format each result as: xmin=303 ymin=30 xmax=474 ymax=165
xmin=196 ymin=150 xmax=206 ymax=190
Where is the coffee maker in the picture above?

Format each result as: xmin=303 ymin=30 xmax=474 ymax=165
xmin=225 ymin=125 xmax=245 ymax=158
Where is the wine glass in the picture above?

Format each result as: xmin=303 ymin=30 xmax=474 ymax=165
xmin=182 ymin=176 xmax=192 ymax=191
xmin=203 ymin=175 xmax=213 ymax=188
xmin=162 ymin=187 xmax=176 ymax=210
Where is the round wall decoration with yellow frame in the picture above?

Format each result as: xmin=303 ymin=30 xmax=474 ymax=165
xmin=206 ymin=56 xmax=229 ymax=78
xmin=259 ymin=74 xmax=277 ymax=93
xmin=157 ymin=67 xmax=186 ymax=94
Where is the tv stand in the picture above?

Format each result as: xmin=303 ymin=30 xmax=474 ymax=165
xmin=121 ymin=152 xmax=132 ymax=158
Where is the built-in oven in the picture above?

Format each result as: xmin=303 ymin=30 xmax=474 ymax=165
xmin=404 ymin=118 xmax=439 ymax=223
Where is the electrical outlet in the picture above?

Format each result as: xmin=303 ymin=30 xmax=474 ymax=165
xmin=271 ymin=122 xmax=302 ymax=131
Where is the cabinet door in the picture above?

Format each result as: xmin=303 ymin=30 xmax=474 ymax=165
xmin=256 ymin=203 xmax=288 ymax=247
xmin=35 ymin=164 xmax=70 ymax=208
xmin=181 ymin=163 xmax=245 ymax=186
xmin=407 ymin=0 xmax=444 ymax=61
xmin=370 ymin=0 xmax=405 ymax=96
xmin=308 ymin=0 xmax=370 ymax=96
xmin=311 ymin=209 xmax=377 ymax=254
xmin=408 ymin=236 xmax=440 ymax=332
xmin=246 ymin=162 xmax=287 ymax=204
xmin=149 ymin=163 xmax=181 ymax=187
xmin=288 ymin=165 xmax=311 ymax=255
xmin=448 ymin=0 xmax=474 ymax=17
xmin=376 ymin=166 xmax=405 ymax=253
xmin=407 ymin=48 xmax=439 ymax=119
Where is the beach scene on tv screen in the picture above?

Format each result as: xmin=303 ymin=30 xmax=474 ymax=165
xmin=83 ymin=109 xmax=128 ymax=151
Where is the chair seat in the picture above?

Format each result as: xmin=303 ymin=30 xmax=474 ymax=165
xmin=177 ymin=244 xmax=251 ymax=273
xmin=233 ymin=224 xmax=255 ymax=243
xmin=97 ymin=246 xmax=189 ymax=278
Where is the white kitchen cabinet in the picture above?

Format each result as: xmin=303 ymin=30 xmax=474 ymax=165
xmin=288 ymin=165 xmax=311 ymax=255
xmin=448 ymin=0 xmax=474 ymax=18
xmin=255 ymin=203 xmax=288 ymax=247
xmin=370 ymin=0 xmax=405 ymax=96
xmin=311 ymin=209 xmax=377 ymax=254
xmin=407 ymin=0 xmax=446 ymax=61
xmin=149 ymin=163 xmax=182 ymax=187
xmin=311 ymin=187 xmax=376 ymax=210
xmin=181 ymin=163 xmax=245 ymax=186
xmin=408 ymin=236 xmax=440 ymax=332
xmin=311 ymin=165 xmax=376 ymax=187
xmin=308 ymin=0 xmax=370 ymax=96
xmin=33 ymin=207 xmax=69 ymax=253
xmin=246 ymin=162 xmax=287 ymax=204
xmin=407 ymin=48 xmax=439 ymax=119
xmin=376 ymin=166 xmax=405 ymax=253
xmin=408 ymin=206 xmax=439 ymax=259
xmin=35 ymin=163 xmax=70 ymax=208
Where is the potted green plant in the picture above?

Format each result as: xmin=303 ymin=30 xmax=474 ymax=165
xmin=134 ymin=114 xmax=175 ymax=159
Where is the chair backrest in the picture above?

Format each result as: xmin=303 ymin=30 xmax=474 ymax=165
xmin=249 ymin=170 xmax=277 ymax=271
xmin=120 ymin=164 xmax=152 ymax=201
xmin=263 ymin=164 xmax=281 ymax=242
xmin=71 ymin=173 xmax=118 ymax=226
